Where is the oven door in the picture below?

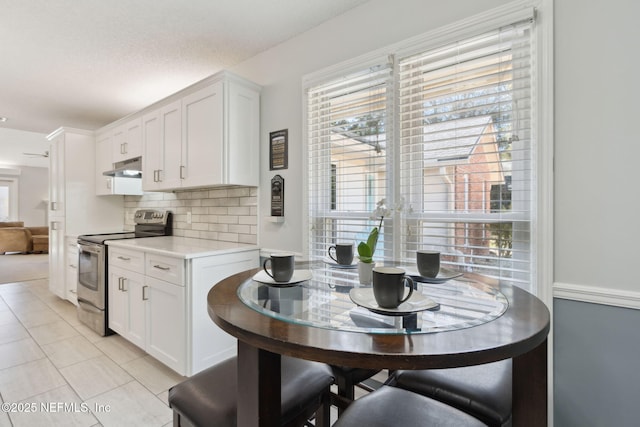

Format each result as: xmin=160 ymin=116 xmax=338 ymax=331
xmin=77 ymin=241 xmax=105 ymax=310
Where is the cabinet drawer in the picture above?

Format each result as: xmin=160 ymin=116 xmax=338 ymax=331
xmin=109 ymin=247 xmax=145 ymax=273
xmin=146 ymin=253 xmax=184 ymax=286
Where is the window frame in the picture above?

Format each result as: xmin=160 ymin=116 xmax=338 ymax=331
xmin=0 ymin=176 xmax=19 ymax=222
xmin=303 ymin=0 xmax=553 ymax=301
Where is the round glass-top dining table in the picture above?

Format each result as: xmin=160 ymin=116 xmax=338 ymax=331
xmin=207 ymin=261 xmax=550 ymax=427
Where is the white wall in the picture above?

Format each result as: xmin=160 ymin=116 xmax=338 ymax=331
xmin=17 ymin=166 xmax=49 ymax=226
xmin=554 ymin=0 xmax=640 ymax=295
xmin=231 ymin=0 xmax=511 ymax=255
xmin=0 ymin=165 xmax=48 ymax=226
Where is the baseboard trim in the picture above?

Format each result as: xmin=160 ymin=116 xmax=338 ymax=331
xmin=553 ymin=282 xmax=640 ymax=310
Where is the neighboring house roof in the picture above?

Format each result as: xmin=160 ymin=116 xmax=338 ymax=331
xmin=423 ymin=115 xmax=493 ymax=163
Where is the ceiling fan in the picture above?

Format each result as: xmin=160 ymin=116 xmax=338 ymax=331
xmin=22 ymin=151 xmax=49 ymax=158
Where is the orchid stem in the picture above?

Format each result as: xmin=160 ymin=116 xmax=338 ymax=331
xmin=378 ymin=216 xmax=384 ymax=231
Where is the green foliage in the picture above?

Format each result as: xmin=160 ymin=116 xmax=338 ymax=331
xmin=357 ymin=227 xmax=379 ymax=263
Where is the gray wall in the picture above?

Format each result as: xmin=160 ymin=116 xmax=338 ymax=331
xmin=554 ymin=299 xmax=640 ymax=426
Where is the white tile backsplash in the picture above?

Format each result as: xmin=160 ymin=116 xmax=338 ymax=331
xmin=125 ymin=186 xmax=258 ymax=245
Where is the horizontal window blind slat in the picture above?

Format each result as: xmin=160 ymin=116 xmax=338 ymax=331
xmin=309 ymin=61 xmax=392 ymax=263
xmin=308 ymin=18 xmax=535 ymax=289
xmin=398 ymin=19 xmax=534 ymax=288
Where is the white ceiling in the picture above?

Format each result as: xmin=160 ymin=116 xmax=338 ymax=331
xmin=0 ymin=0 xmax=369 ymax=167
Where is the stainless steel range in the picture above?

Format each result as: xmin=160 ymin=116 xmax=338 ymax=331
xmin=77 ymin=209 xmax=172 ymax=335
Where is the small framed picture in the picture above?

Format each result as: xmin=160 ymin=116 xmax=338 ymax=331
xmin=269 ymin=129 xmax=288 ymax=170
xmin=271 ymin=175 xmax=284 ymax=216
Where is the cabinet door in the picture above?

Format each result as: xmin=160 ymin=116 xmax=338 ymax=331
xmin=95 ymin=132 xmax=114 ymax=195
xmin=108 ymin=266 xmax=127 ymax=335
xmin=108 ymin=265 xmax=146 ymax=348
xmin=142 ymin=110 xmax=162 ymax=191
xmin=145 ymin=276 xmax=186 ymax=375
xmin=113 ymin=118 xmax=142 ymax=162
xmin=48 ymin=220 xmax=66 ymax=299
xmin=226 ymin=80 xmax=260 ymax=186
xmin=125 ymin=118 xmax=143 ymax=159
xmin=112 ymin=125 xmax=126 ymax=163
xmin=160 ymin=100 xmax=183 ymax=190
xmin=48 ymin=134 xmax=65 ymax=214
xmin=181 ymin=82 xmax=224 ymax=188
xmin=125 ymin=274 xmax=146 ymax=349
xmin=65 ymin=238 xmax=79 ymax=305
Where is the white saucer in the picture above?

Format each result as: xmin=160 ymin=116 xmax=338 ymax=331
xmin=406 ymin=267 xmax=463 ymax=284
xmin=349 ymin=287 xmax=439 ymax=316
xmin=252 ymin=270 xmax=313 ymax=287
xmin=323 ymin=257 xmax=358 ymax=269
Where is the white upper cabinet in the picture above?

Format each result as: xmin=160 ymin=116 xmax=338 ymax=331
xmin=143 ymin=99 xmax=183 ymax=191
xmin=112 ymin=117 xmax=142 ymax=162
xmin=142 ymin=110 xmax=161 ymax=191
xmin=225 ymin=80 xmax=260 ymax=186
xmin=101 ymin=70 xmax=260 ymax=192
xmin=95 ymin=131 xmax=113 ymax=195
xmin=181 ymin=81 xmax=225 ymax=188
xmin=139 ymin=71 xmax=260 ymax=192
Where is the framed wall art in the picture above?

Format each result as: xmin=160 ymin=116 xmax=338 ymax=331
xmin=269 ymin=129 xmax=288 ymax=170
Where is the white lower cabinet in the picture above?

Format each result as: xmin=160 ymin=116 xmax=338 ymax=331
xmin=108 ymin=245 xmax=258 ymax=375
xmin=65 ymin=237 xmax=79 ymax=305
xmin=108 ymin=265 xmax=147 ymax=349
xmin=145 ymin=276 xmax=185 ymax=372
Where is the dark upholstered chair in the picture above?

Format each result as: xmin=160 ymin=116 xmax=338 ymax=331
xmin=385 ymin=360 xmax=512 ymax=427
xmin=168 ymin=356 xmax=334 ymax=427
xmin=332 ymin=386 xmax=488 ymax=427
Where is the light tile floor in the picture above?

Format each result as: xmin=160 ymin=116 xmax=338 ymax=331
xmin=0 ymin=279 xmax=385 ymax=427
xmin=0 ymin=279 xmax=183 ymax=427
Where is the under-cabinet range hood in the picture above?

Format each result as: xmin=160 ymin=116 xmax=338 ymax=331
xmin=103 ymin=156 xmax=142 ymax=178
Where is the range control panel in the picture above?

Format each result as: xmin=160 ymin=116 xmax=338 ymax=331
xmin=133 ymin=209 xmax=172 ymax=225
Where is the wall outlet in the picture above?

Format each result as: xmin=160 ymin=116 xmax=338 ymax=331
xmin=187 ymin=211 xmax=192 ymax=224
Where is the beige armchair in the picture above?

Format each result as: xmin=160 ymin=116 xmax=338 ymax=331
xmin=0 ymin=222 xmax=30 ymax=254
xmin=26 ymin=226 xmax=49 ymax=253
xmin=0 ymin=222 xmax=49 ymax=254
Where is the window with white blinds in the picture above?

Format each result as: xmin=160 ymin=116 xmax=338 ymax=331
xmin=307 ymin=15 xmax=536 ymax=290
xmin=308 ymin=63 xmax=394 ymax=261
xmin=398 ymin=19 xmax=534 ymax=288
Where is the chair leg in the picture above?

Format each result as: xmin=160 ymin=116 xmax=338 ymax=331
xmin=314 ymin=390 xmax=331 ymax=427
xmin=335 ymin=373 xmax=355 ymax=416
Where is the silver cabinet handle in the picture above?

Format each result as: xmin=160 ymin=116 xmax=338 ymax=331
xmin=153 ymin=265 xmax=170 ymax=271
xmin=153 ymin=170 xmax=158 ymax=182
xmin=107 ymin=179 xmax=112 ymax=190
xmin=118 ymin=277 xmax=123 ymax=291
xmin=117 ymin=256 xmax=131 ymax=261
xmin=50 ymin=201 xmax=57 ymax=211
xmin=123 ymin=142 xmax=128 ymax=154
xmin=69 ymin=264 xmax=77 ymax=268
xmin=180 ymin=166 xmax=186 ymax=179
xmin=142 ymin=285 xmax=149 ymax=301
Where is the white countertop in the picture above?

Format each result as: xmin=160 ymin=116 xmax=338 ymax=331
xmin=105 ymin=236 xmax=259 ymax=259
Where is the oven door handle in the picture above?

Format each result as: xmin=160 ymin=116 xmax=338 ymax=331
xmin=78 ymin=242 xmax=104 ymax=255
